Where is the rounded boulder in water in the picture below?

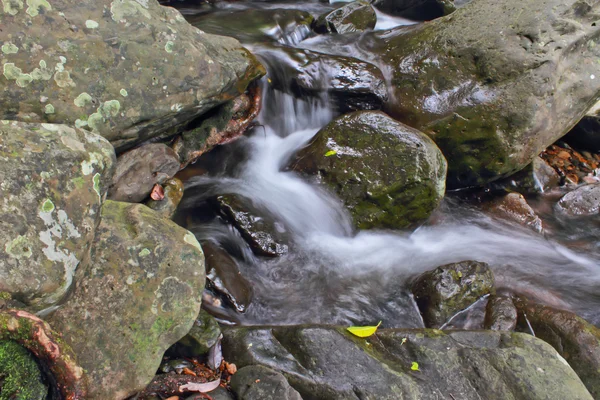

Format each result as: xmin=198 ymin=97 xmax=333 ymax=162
xmin=292 ymin=111 xmax=447 ymax=230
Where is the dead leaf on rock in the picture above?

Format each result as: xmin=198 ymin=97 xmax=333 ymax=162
xmin=150 ymin=184 xmax=165 ymax=200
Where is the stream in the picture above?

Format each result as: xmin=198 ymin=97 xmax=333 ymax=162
xmin=171 ymin=0 xmax=600 ymax=329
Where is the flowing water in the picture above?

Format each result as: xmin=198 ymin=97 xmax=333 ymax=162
xmin=174 ymin=1 xmax=600 ymax=328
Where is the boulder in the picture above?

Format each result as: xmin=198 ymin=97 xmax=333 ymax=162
xmin=293 ymin=111 xmax=446 ymax=230
xmin=48 ymin=201 xmax=205 ymax=400
xmin=313 ymin=1 xmax=377 ymax=35
xmin=556 ymin=183 xmax=600 ymax=216
xmin=146 ymin=177 xmax=185 ymax=219
xmin=0 ymin=340 xmax=48 ymax=400
xmin=231 ymin=365 xmax=303 ymax=400
xmin=0 ymin=0 xmax=264 ymax=151
xmin=259 ymin=46 xmax=387 ymax=112
xmin=367 ymin=0 xmax=600 ymax=187
xmin=0 ymin=120 xmax=115 ymax=308
xmin=223 ymin=326 xmax=593 ymax=400
xmin=373 ymin=0 xmax=455 ymax=20
xmin=488 ymin=156 xmax=560 ymax=194
xmin=168 ymin=309 xmax=221 ymax=358
xmin=515 ymin=301 xmax=600 ymax=398
xmin=484 ymin=295 xmax=517 ymax=331
xmin=411 ymin=260 xmax=495 ymax=328
xmin=483 ymin=192 xmax=543 ymax=233
xmin=109 ymin=144 xmax=181 ymax=203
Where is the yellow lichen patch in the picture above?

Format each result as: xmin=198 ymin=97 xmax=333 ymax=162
xmin=44 ymin=104 xmax=54 ymax=114
xmin=110 ymin=0 xmax=151 ymax=22
xmin=85 ymin=19 xmax=99 ymax=29
xmin=54 ymin=70 xmax=75 ymax=87
xmin=2 ymin=63 xmax=33 ymax=87
xmin=165 ymin=41 xmax=174 ymax=53
xmin=2 ymin=0 xmax=24 ymax=15
xmin=74 ymin=92 xmax=93 ymax=108
xmin=25 ymin=0 xmax=51 ymax=17
xmin=120 ymin=89 xmax=128 ymax=97
xmin=5 ymin=235 xmax=32 ymax=259
xmin=183 ymin=232 xmax=203 ymax=253
xmin=1 ymin=43 xmax=18 ymax=54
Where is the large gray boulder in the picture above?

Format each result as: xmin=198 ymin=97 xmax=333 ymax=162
xmin=223 ymin=326 xmax=593 ymax=400
xmin=0 ymin=120 xmax=115 ymax=308
xmin=48 ymin=201 xmax=205 ymax=400
xmin=293 ymin=111 xmax=447 ymax=229
xmin=0 ymin=0 xmax=264 ymax=151
xmin=368 ymin=0 xmax=600 ymax=188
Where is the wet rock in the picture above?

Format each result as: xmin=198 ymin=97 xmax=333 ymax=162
xmin=213 ymin=195 xmax=289 ymax=257
xmin=373 ymin=0 xmax=455 ymax=20
xmin=293 ymin=111 xmax=446 ymax=230
xmin=0 ymin=0 xmax=264 ymax=151
xmin=203 ymin=242 xmax=253 ymax=312
xmin=48 ymin=201 xmax=205 ymax=400
xmin=146 ymin=178 xmax=185 ymax=219
xmin=223 ymin=326 xmax=593 ymax=400
xmin=231 ymin=365 xmax=302 ymax=400
xmin=365 ymin=0 xmax=600 ymax=188
xmin=109 ymin=144 xmax=181 ymax=203
xmin=515 ymin=301 xmax=600 ymax=398
xmin=556 ymin=183 xmax=600 ymax=216
xmin=484 ymin=295 xmax=517 ymax=331
xmin=0 ymin=340 xmax=48 ymax=400
xmin=411 ymin=260 xmax=495 ymax=328
xmin=314 ymin=1 xmax=376 ymax=35
xmin=484 ymin=192 xmax=543 ymax=233
xmin=564 ymin=116 xmax=600 ymax=152
xmin=169 ymin=309 xmax=221 ymax=357
xmin=260 ymin=47 xmax=387 ymax=112
xmin=489 ymin=156 xmax=560 ymax=194
xmin=186 ymin=387 xmax=235 ymax=400
xmin=189 ymin=8 xmax=314 ymax=45
xmin=0 ymin=120 xmax=115 ymax=308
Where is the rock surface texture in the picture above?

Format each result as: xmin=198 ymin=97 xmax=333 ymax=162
xmin=0 ymin=120 xmax=115 ymax=308
xmin=49 ymin=201 xmax=205 ymax=400
xmin=0 ymin=0 xmax=264 ymax=151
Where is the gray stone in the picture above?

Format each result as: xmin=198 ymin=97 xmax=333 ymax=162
xmin=146 ymin=178 xmax=185 ymax=219
xmin=314 ymin=1 xmax=377 ymax=35
xmin=109 ymin=143 xmax=181 ymax=203
xmin=0 ymin=0 xmax=264 ymax=151
xmin=223 ymin=326 xmax=593 ymax=400
xmin=169 ymin=309 xmax=221 ymax=357
xmin=484 ymin=295 xmax=517 ymax=331
xmin=411 ymin=260 xmax=495 ymax=328
xmin=484 ymin=193 xmax=543 ymax=233
xmin=0 ymin=120 xmax=115 ymax=309
xmin=231 ymin=365 xmax=303 ymax=400
xmin=48 ymin=201 xmax=205 ymax=400
xmin=556 ymin=183 xmax=600 ymax=216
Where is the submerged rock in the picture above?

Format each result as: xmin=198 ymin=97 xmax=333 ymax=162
xmin=293 ymin=111 xmax=446 ymax=229
xmin=411 ymin=260 xmax=495 ymax=328
xmin=146 ymin=178 xmax=185 ymax=219
xmin=556 ymin=183 xmax=600 ymax=216
xmin=213 ymin=195 xmax=289 ymax=257
xmin=484 ymin=192 xmax=543 ymax=233
xmin=314 ymin=1 xmax=377 ymax=34
xmin=203 ymin=242 xmax=253 ymax=312
xmin=231 ymin=365 xmax=303 ymax=400
xmin=223 ymin=326 xmax=593 ymax=399
xmin=109 ymin=144 xmax=181 ymax=203
xmin=260 ymin=46 xmax=387 ymax=112
xmin=48 ymin=201 xmax=205 ymax=400
xmin=0 ymin=121 xmax=115 ymax=308
xmin=368 ymin=0 xmax=600 ymax=188
xmin=0 ymin=0 xmax=264 ymax=151
xmin=373 ymin=0 xmax=455 ymax=20
xmin=0 ymin=340 xmax=48 ymax=400
xmin=515 ymin=300 xmax=600 ymax=398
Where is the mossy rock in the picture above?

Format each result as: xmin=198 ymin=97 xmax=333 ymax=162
xmin=0 ymin=340 xmax=48 ymax=400
xmin=293 ymin=111 xmax=447 ymax=230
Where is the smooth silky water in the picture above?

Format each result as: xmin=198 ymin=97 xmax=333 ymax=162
xmin=174 ymin=1 xmax=600 ymax=328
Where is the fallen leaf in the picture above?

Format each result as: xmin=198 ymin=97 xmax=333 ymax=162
xmin=226 ymin=362 xmax=237 ymax=375
xmin=324 ymin=150 xmax=337 ymax=157
xmin=182 ymin=367 xmax=197 ymax=376
xmin=347 ymin=321 xmax=382 ymax=338
xmin=401 ymin=338 xmax=407 ymax=345
xmin=179 ymin=379 xmax=221 ymax=393
xmin=150 ymin=184 xmax=165 ymax=201
xmin=411 ymin=362 xmax=420 ymax=371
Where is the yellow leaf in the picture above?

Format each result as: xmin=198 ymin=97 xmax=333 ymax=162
xmin=324 ymin=150 xmax=337 ymax=157
xmin=411 ymin=362 xmax=420 ymax=371
xmin=347 ymin=321 xmax=381 ymax=338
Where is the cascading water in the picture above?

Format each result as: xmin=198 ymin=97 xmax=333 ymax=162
xmin=177 ymin=1 xmax=600 ymax=328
